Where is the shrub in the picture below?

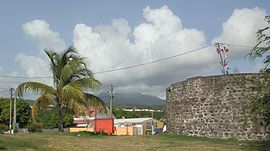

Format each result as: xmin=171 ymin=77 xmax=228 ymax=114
xmin=38 ymin=109 xmax=58 ymax=129
xmin=27 ymin=123 xmax=43 ymax=133
xmin=0 ymin=124 xmax=8 ymax=134
xmin=63 ymin=114 xmax=74 ymax=128
xmin=0 ymin=98 xmax=31 ymax=128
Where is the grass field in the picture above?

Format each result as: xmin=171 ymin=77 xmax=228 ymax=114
xmin=0 ymin=133 xmax=269 ymax=151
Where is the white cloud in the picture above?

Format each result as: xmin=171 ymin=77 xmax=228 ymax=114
xmin=73 ymin=5 xmax=213 ymax=87
xmin=72 ymin=6 xmax=268 ymax=98
xmin=15 ymin=52 xmax=50 ymax=77
xmin=23 ymin=20 xmax=66 ymax=51
xmin=15 ymin=53 xmax=53 ymax=86
xmin=213 ymin=7 xmax=267 ymax=59
xmin=0 ymin=66 xmax=21 ymax=97
xmin=13 ymin=19 xmax=65 ymax=87
xmin=14 ymin=6 xmax=268 ymax=99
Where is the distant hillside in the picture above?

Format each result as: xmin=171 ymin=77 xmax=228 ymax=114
xmin=21 ymin=92 xmax=165 ymax=107
xmin=98 ymin=92 xmax=165 ymax=106
xmin=24 ymin=99 xmax=35 ymax=105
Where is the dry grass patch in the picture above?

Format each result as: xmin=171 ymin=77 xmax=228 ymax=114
xmin=0 ymin=133 xmax=269 ymax=151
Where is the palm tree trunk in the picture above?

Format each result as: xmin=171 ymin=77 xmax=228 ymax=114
xmin=57 ymin=103 xmax=64 ymax=132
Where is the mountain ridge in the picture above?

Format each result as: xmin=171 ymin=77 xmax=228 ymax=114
xmin=98 ymin=92 xmax=165 ymax=106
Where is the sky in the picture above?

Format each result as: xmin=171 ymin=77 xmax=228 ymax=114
xmin=0 ymin=0 xmax=269 ymax=99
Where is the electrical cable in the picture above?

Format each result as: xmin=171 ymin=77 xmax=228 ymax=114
xmin=0 ymin=43 xmax=254 ymax=78
xmin=0 ymin=44 xmax=211 ymax=78
xmin=94 ymin=45 xmax=210 ymax=74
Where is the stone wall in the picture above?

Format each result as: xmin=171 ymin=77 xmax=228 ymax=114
xmin=166 ymin=73 xmax=269 ymax=140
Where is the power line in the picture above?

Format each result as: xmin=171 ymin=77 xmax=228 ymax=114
xmin=211 ymin=42 xmax=254 ymax=48
xmin=0 ymin=75 xmax=51 ymax=79
xmin=0 ymin=43 xmax=253 ymax=79
xmin=229 ymin=44 xmax=254 ymax=48
xmin=0 ymin=87 xmax=10 ymax=89
xmin=94 ymin=45 xmax=210 ymax=74
xmin=0 ymin=45 xmax=210 ymax=78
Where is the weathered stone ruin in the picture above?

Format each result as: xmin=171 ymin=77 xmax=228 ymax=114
xmin=166 ymin=73 xmax=269 ymax=140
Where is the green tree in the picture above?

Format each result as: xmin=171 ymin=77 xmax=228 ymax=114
xmin=0 ymin=98 xmax=10 ymax=125
xmin=37 ymin=108 xmax=58 ymax=128
xmin=63 ymin=113 xmax=74 ymax=128
xmin=250 ymin=15 xmax=270 ymax=71
xmin=36 ymin=107 xmax=74 ymax=129
xmin=249 ymin=15 xmax=270 ymax=130
xmin=16 ymin=47 xmax=105 ymax=132
xmin=16 ymin=100 xmax=32 ymax=127
xmin=0 ymin=98 xmax=31 ymax=128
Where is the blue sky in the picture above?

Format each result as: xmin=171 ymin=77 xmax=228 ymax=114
xmin=0 ymin=0 xmax=269 ymax=98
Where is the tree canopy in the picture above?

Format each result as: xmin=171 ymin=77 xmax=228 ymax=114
xmin=0 ymin=98 xmax=31 ymax=128
xmin=250 ymin=16 xmax=270 ymax=71
xmin=249 ymin=15 xmax=270 ymax=130
xmin=16 ymin=46 xmax=106 ymax=132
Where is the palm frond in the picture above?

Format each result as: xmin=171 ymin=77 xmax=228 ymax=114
xmin=18 ymin=46 xmax=102 ymax=132
xmin=16 ymin=82 xmax=55 ymax=97
xmin=44 ymin=49 xmax=62 ymax=86
xmin=60 ymin=58 xmax=85 ymax=85
xmin=32 ymin=94 xmax=54 ymax=122
xmin=61 ymin=84 xmax=85 ymax=103
xmin=44 ymin=49 xmax=57 ymax=66
xmin=32 ymin=101 xmax=40 ymax=123
xmin=66 ymin=99 xmax=88 ymax=116
xmin=84 ymin=93 xmax=106 ymax=112
xmin=61 ymin=46 xmax=78 ymax=64
xmin=69 ymin=68 xmax=93 ymax=81
xmin=69 ymin=77 xmax=100 ymax=90
xmin=65 ymin=93 xmax=106 ymax=116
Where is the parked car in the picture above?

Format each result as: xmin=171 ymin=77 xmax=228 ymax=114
xmin=153 ymin=128 xmax=163 ymax=135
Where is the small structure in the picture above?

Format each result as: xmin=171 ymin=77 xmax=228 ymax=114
xmin=114 ymin=118 xmax=163 ymax=136
xmin=70 ymin=106 xmax=164 ymax=136
xmin=95 ymin=118 xmax=114 ymax=134
xmin=70 ymin=105 xmax=114 ymax=134
xmin=71 ymin=113 xmax=114 ymax=134
xmin=73 ymin=116 xmax=94 ymax=128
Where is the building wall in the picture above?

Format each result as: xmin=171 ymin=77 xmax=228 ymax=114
xmin=95 ymin=118 xmax=114 ymax=134
xmin=69 ymin=127 xmax=94 ymax=132
xmin=114 ymin=127 xmax=135 ymax=135
xmin=166 ymin=73 xmax=269 ymax=140
xmin=142 ymin=119 xmax=164 ymax=135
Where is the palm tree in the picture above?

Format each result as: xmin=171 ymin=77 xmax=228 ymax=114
xmin=16 ymin=46 xmax=105 ymax=132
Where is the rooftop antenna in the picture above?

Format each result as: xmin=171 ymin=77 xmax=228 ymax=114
xmin=214 ymin=42 xmax=230 ymax=75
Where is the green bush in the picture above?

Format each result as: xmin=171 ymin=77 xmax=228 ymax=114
xmin=63 ymin=114 xmax=74 ymax=128
xmin=37 ymin=109 xmax=58 ymax=129
xmin=37 ymin=108 xmax=74 ymax=128
xmin=0 ymin=124 xmax=8 ymax=134
xmin=0 ymin=98 xmax=31 ymax=128
xmin=27 ymin=123 xmax=43 ymax=133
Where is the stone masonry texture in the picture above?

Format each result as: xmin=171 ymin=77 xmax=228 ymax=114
xmin=166 ymin=73 xmax=269 ymax=140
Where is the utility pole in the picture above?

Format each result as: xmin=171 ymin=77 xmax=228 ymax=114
xmin=94 ymin=103 xmax=97 ymax=134
xmin=9 ymin=88 xmax=14 ymax=134
xmin=107 ymin=85 xmax=113 ymax=118
xmin=110 ymin=84 xmax=113 ymax=118
xmin=13 ymin=90 xmax=17 ymax=133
